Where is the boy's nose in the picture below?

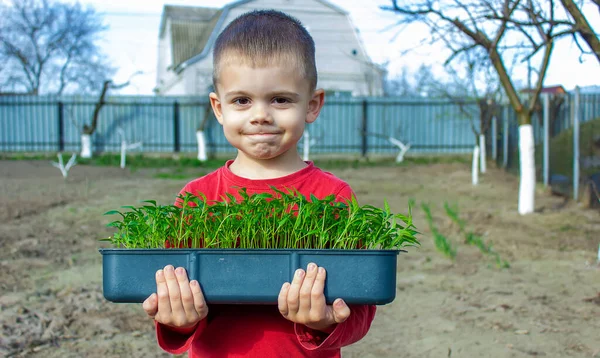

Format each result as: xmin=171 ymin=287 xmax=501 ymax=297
xmin=250 ymin=104 xmax=273 ymax=124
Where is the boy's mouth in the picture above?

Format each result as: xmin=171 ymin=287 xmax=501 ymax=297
xmin=244 ymin=129 xmax=282 ymax=135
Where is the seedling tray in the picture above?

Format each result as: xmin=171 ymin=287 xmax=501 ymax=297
xmin=100 ymin=248 xmax=402 ymax=305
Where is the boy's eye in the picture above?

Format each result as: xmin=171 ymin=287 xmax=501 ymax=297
xmin=233 ymin=98 xmax=250 ymax=105
xmin=273 ymin=97 xmax=290 ymax=104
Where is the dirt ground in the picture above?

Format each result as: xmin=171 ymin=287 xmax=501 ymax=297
xmin=0 ymin=159 xmax=599 ymax=358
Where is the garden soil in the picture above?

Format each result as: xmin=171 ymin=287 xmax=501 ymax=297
xmin=1 ymin=159 xmax=599 ymax=357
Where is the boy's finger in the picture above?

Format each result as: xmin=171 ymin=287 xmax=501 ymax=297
xmin=332 ymin=299 xmax=351 ymax=324
xmin=142 ymin=293 xmax=158 ymax=318
xmin=155 ymin=269 xmax=172 ymax=316
xmin=299 ymin=263 xmax=318 ymax=312
xmin=309 ymin=266 xmax=327 ymax=311
xmin=163 ymin=265 xmax=184 ymax=315
xmin=278 ymin=282 xmax=291 ymax=317
xmin=174 ymin=267 xmax=196 ymax=315
xmin=190 ymin=280 xmax=208 ymax=317
xmin=287 ymin=269 xmax=304 ymax=313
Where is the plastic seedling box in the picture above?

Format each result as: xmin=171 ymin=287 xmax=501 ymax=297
xmin=100 ymin=248 xmax=403 ymax=305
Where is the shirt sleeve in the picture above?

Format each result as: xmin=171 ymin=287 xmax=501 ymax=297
xmin=294 ymin=304 xmax=376 ymax=350
xmin=155 ymin=319 xmax=207 ymax=354
xmin=333 ymin=183 xmax=355 ymax=204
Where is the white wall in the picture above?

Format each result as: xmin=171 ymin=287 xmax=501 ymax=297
xmin=158 ymin=0 xmax=383 ymax=96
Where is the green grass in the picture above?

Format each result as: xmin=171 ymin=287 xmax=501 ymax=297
xmin=1 ymin=152 xmax=471 ymax=170
xmin=421 ymin=203 xmax=456 ymax=260
xmin=314 ymin=155 xmax=470 ymax=170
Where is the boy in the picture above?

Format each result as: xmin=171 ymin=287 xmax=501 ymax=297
xmin=142 ymin=10 xmax=376 ymax=357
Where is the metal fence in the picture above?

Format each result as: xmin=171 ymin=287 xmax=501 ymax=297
xmin=0 ymin=95 xmax=480 ymax=155
xmin=489 ymin=90 xmax=600 ymax=202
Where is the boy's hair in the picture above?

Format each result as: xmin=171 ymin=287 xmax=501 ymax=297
xmin=212 ymin=10 xmax=317 ymax=91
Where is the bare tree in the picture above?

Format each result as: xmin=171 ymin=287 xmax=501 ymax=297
xmin=383 ymin=0 xmax=559 ymax=215
xmin=75 ymin=73 xmax=141 ymax=158
xmin=0 ymin=0 xmax=114 ymax=94
xmin=486 ymin=0 xmax=599 ymax=64
xmin=559 ymin=0 xmax=600 ymax=63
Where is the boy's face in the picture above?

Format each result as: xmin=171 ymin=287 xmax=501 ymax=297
xmin=209 ymin=58 xmax=324 ymax=163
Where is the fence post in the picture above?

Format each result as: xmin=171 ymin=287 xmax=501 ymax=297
xmin=503 ymin=105 xmax=509 ymax=168
xmin=543 ymin=93 xmax=550 ymax=187
xmin=173 ymin=101 xmax=180 ymax=152
xmin=361 ymin=99 xmax=368 ymax=157
xmin=573 ymin=87 xmax=580 ymax=201
xmin=57 ymin=101 xmax=64 ymax=152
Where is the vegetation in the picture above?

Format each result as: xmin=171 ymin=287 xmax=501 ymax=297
xmin=421 ymin=203 xmax=456 ymax=259
xmin=103 ymin=188 xmax=420 ymax=250
xmin=444 ymin=202 xmax=509 ymax=268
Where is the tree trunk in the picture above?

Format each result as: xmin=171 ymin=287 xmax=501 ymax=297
xmin=303 ymin=130 xmax=310 ymax=161
xmin=518 ymin=117 xmax=536 ymax=215
xmin=196 ymin=130 xmax=207 ymax=162
xmin=81 ymin=133 xmax=92 ymax=158
xmin=479 ymin=134 xmax=487 ymax=173
xmin=472 ymin=145 xmax=480 ymax=185
xmin=196 ymin=105 xmax=213 ymax=162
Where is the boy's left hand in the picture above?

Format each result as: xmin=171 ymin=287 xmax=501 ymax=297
xmin=278 ymin=263 xmax=351 ymax=333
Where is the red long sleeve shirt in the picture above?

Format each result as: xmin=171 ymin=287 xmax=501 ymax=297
xmin=155 ymin=160 xmax=376 ymax=357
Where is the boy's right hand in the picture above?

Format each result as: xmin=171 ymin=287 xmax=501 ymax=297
xmin=142 ymin=265 xmax=208 ymax=331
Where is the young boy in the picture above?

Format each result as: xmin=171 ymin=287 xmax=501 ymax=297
xmin=142 ymin=10 xmax=376 ymax=357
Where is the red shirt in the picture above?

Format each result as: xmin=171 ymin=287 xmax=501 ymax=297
xmin=156 ymin=161 xmax=376 ymax=357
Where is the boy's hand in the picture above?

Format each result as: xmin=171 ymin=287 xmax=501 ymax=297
xmin=278 ymin=263 xmax=351 ymax=333
xmin=142 ymin=265 xmax=208 ymax=331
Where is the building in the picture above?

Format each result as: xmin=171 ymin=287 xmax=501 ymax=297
xmin=155 ymin=0 xmax=384 ymax=96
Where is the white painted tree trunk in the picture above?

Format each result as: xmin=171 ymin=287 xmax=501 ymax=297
xmin=518 ymin=124 xmax=536 ymax=215
xmin=472 ymin=145 xmax=479 ymax=186
xmin=81 ymin=134 xmax=92 ymax=158
xmin=51 ymin=153 xmax=77 ymax=178
xmin=388 ymin=137 xmax=410 ymax=163
xmin=196 ymin=130 xmax=207 ymax=162
xmin=120 ymin=141 xmax=142 ymax=169
xmin=120 ymin=143 xmax=127 ymax=169
xmin=479 ymin=134 xmax=486 ymax=173
xmin=303 ymin=130 xmax=310 ymax=161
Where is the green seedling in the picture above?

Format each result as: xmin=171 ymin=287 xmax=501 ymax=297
xmin=103 ymin=187 xmax=420 ymax=250
xmin=444 ymin=201 xmax=509 ymax=268
xmin=421 ymin=203 xmax=456 ymax=259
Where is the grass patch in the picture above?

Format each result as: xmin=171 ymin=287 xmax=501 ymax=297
xmin=314 ymin=155 xmax=470 ymax=170
xmin=153 ymin=172 xmax=195 ymax=180
xmin=2 ymin=152 xmax=472 ymax=171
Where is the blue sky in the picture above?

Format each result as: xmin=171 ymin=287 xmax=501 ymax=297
xmin=73 ymin=0 xmax=600 ymax=94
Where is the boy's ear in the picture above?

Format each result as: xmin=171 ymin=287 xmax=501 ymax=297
xmin=209 ymin=92 xmax=224 ymax=125
xmin=306 ymin=89 xmax=325 ymax=124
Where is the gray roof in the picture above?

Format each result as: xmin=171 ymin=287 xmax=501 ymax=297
xmin=159 ymin=5 xmax=222 ymax=69
xmin=161 ymin=0 xmax=348 ymax=73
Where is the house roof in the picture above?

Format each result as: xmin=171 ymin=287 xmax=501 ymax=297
xmin=521 ymin=85 xmax=566 ymax=95
xmin=159 ymin=5 xmax=223 ymax=69
xmin=161 ymin=0 xmax=348 ymax=73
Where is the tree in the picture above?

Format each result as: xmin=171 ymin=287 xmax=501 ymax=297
xmin=383 ymin=0 xmax=559 ymax=215
xmin=486 ymin=1 xmax=599 ymax=64
xmin=0 ymin=0 xmax=114 ymax=95
xmin=77 ymin=73 xmax=141 ymax=158
xmin=384 ymin=64 xmax=439 ymax=97
xmin=439 ymin=53 xmax=504 ymax=178
xmin=559 ymin=0 xmax=600 ymax=63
